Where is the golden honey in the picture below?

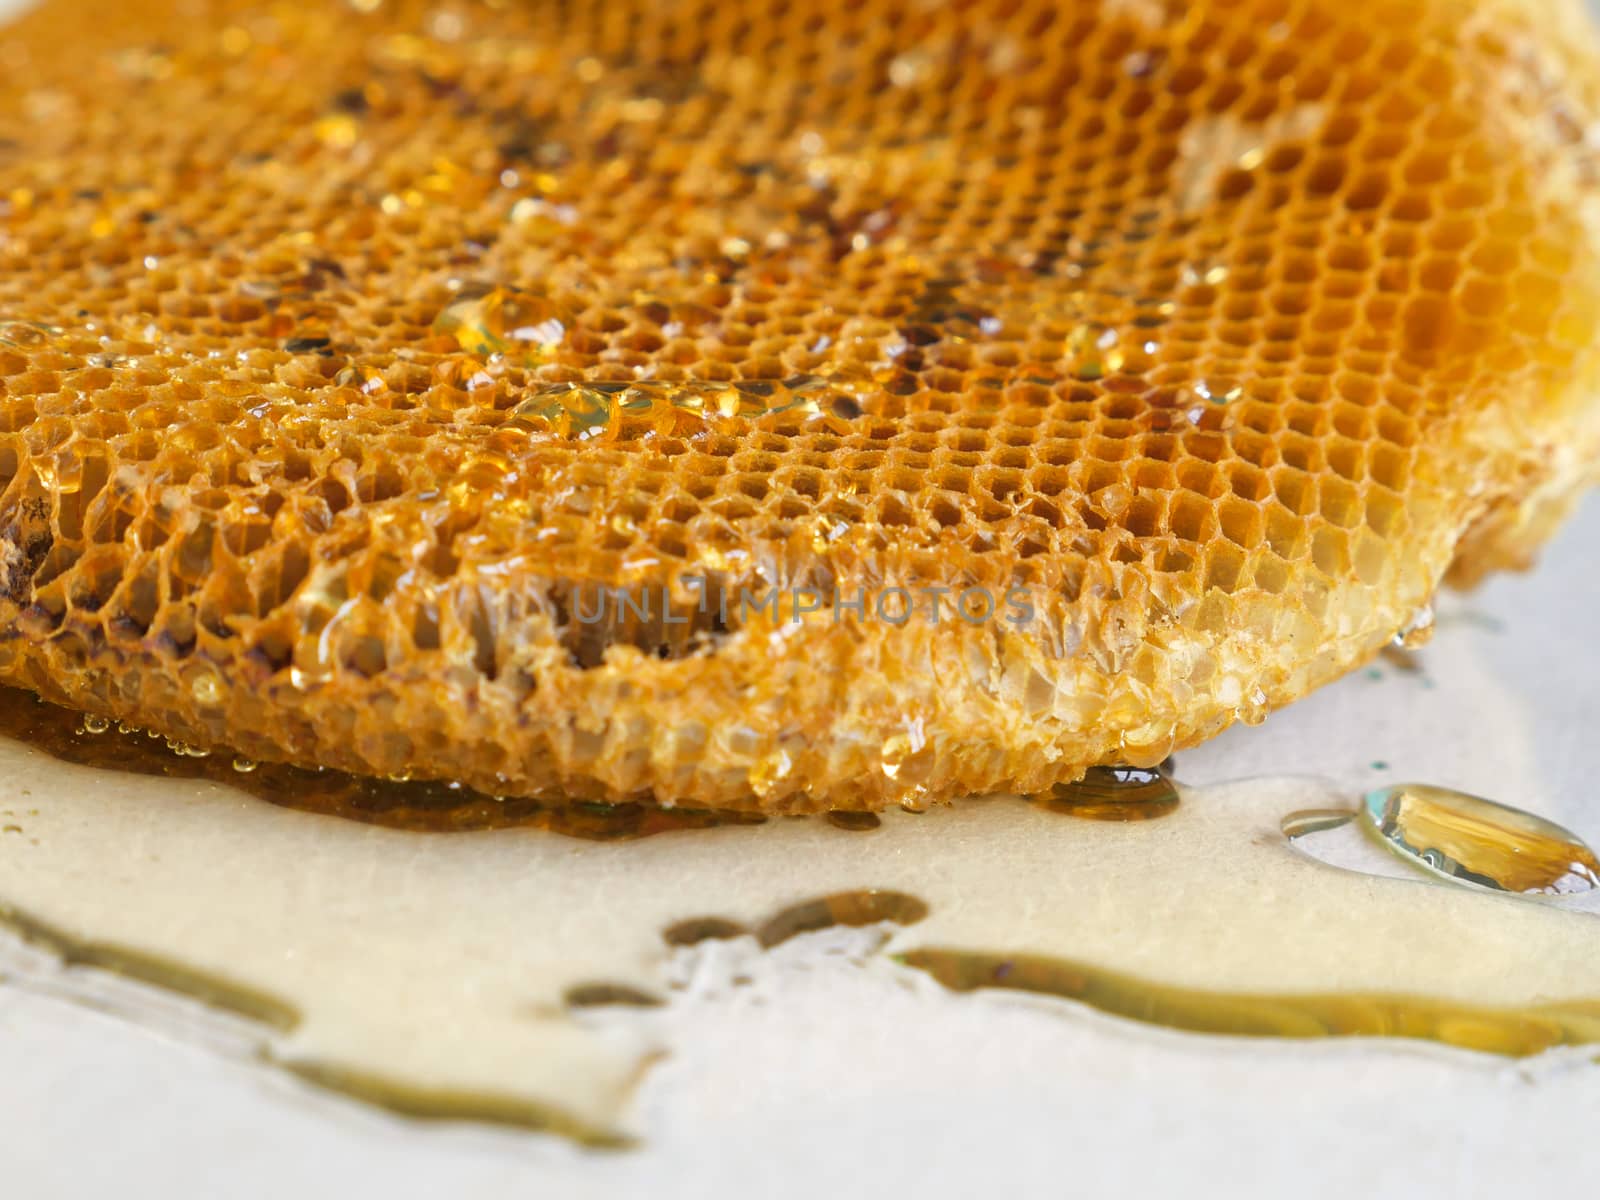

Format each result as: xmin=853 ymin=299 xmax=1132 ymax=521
xmin=1033 ymin=765 xmax=1180 ymax=821
xmin=1362 ymin=784 xmax=1600 ymax=896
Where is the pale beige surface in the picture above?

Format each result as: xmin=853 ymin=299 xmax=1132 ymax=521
xmin=0 ymin=494 xmax=1594 ymax=1199
xmin=2 ymin=742 xmax=1599 ymax=1143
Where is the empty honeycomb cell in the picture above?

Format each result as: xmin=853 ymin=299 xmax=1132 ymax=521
xmin=0 ymin=0 xmax=1595 ymax=810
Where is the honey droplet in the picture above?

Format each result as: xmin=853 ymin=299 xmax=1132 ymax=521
xmin=1063 ymin=322 xmax=1124 ymax=381
xmin=510 ymin=384 xmax=616 ymax=438
xmin=432 ymin=287 xmax=568 ymax=357
xmin=880 ymin=735 xmax=912 ymax=779
xmin=189 ymin=672 xmax=223 ymax=706
xmin=509 ymin=196 xmax=579 ymax=233
xmin=312 ymin=113 xmax=360 ymax=149
xmin=878 ymin=723 xmax=930 ymax=784
xmin=1033 ymin=765 xmax=1179 ymax=821
xmin=1361 ymin=784 xmax=1600 ymax=896
xmin=1394 ymin=602 xmax=1436 ymax=650
xmin=749 ymin=748 xmax=794 ymax=798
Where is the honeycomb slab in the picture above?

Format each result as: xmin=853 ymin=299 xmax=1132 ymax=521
xmin=0 ymin=0 xmax=1597 ymax=807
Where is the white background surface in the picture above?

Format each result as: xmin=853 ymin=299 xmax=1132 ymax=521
xmin=2 ymin=1 xmax=1600 ymax=1195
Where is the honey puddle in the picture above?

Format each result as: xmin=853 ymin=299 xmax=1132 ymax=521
xmin=1031 ymin=765 xmax=1180 ymax=821
xmin=3 ymin=694 xmax=1600 ymax=1144
xmin=1362 ymin=784 xmax=1600 ymax=895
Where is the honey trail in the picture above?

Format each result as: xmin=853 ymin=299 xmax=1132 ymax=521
xmin=901 ymin=950 xmax=1600 ymax=1057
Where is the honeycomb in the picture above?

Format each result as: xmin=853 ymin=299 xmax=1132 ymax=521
xmin=0 ymin=0 xmax=1598 ymax=812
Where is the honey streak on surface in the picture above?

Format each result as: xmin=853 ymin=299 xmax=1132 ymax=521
xmin=0 ymin=899 xmax=618 ymax=1144
xmin=901 ymin=950 xmax=1600 ymax=1057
